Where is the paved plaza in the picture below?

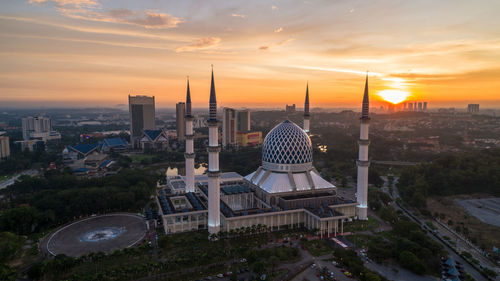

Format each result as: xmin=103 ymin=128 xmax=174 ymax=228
xmin=42 ymin=213 xmax=147 ymax=257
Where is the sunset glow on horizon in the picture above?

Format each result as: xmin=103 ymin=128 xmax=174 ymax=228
xmin=1 ymin=0 xmax=500 ymax=108
xmin=376 ymin=90 xmax=411 ymax=105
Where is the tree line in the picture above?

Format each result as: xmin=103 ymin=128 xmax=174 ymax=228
xmin=397 ymin=148 xmax=500 ymax=209
xmin=0 ymin=169 xmax=158 ymax=235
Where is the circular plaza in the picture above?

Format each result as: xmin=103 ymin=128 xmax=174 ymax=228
xmin=43 ymin=213 xmax=147 ymax=257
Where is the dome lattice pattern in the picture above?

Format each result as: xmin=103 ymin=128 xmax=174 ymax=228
xmin=262 ymin=120 xmax=312 ymax=165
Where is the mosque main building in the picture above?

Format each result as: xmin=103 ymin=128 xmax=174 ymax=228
xmin=157 ymin=70 xmax=371 ymax=238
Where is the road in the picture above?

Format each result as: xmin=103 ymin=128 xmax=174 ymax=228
xmin=386 ymin=177 xmax=489 ymax=281
xmin=0 ymin=169 xmax=38 ymax=190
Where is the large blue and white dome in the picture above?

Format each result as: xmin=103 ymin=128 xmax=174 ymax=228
xmin=262 ymin=120 xmax=313 ymax=172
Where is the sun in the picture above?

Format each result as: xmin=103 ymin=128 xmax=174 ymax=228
xmin=377 ymin=89 xmax=410 ymax=104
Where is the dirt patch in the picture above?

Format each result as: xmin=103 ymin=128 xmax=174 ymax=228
xmin=427 ymin=194 xmax=500 ymax=251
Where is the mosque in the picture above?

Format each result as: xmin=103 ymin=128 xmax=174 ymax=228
xmin=157 ymin=70 xmax=371 ymax=237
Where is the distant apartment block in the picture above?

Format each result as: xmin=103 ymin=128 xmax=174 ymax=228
xmin=237 ymin=109 xmax=251 ymax=132
xmin=286 ymin=104 xmax=296 ymax=113
xmin=222 ymin=108 xmax=237 ymax=147
xmin=176 ymin=102 xmax=186 ymax=142
xmin=22 ymin=116 xmax=60 ymax=141
xmin=0 ymin=132 xmax=10 ymax=159
xmin=222 ymin=108 xmax=260 ymax=148
xmin=18 ymin=116 xmax=61 ymax=151
xmin=468 ymin=104 xmax=480 ymax=113
xmin=129 ymin=95 xmax=155 ymax=148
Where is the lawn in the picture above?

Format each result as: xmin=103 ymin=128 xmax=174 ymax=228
xmin=128 ymin=154 xmax=155 ymax=163
xmin=347 ymin=234 xmax=374 ymax=248
xmin=301 ymin=239 xmax=334 ymax=256
xmin=343 ymin=216 xmax=380 ymax=232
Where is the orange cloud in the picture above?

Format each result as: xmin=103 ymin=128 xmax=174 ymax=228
xmin=231 ymin=13 xmax=246 ymax=19
xmin=175 ymin=37 xmax=221 ymax=52
xmin=30 ymin=0 xmax=183 ymax=29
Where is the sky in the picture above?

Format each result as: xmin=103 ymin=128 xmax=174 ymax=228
xmin=1 ymin=0 xmax=499 ymax=109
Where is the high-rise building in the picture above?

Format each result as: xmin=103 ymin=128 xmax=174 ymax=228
xmin=222 ymin=108 xmax=237 ymax=147
xmin=176 ymin=102 xmax=186 ymax=142
xmin=237 ymin=110 xmax=251 ymax=132
xmin=468 ymin=104 xmax=480 ymax=113
xmin=0 ymin=132 xmax=10 ymax=159
xmin=222 ymin=108 xmax=252 ymax=147
xmin=129 ymin=95 xmax=155 ymax=148
xmin=22 ymin=116 xmax=52 ymax=141
xmin=356 ymin=74 xmax=370 ymax=220
xmin=417 ymin=102 xmax=423 ymax=111
xmin=285 ymin=104 xmax=296 ymax=113
xmin=408 ymin=102 xmax=413 ymax=111
xmin=423 ymin=102 xmax=428 ymax=111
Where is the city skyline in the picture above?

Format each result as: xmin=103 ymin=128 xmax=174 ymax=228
xmin=1 ymin=0 xmax=500 ymax=108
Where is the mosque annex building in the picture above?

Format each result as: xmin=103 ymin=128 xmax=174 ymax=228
xmin=157 ymin=71 xmax=371 ymax=237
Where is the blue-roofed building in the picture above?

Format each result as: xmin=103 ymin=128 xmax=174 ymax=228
xmin=140 ymin=129 xmax=168 ymax=152
xmin=66 ymin=143 xmax=100 ymax=159
xmin=101 ymin=137 xmax=128 ymax=152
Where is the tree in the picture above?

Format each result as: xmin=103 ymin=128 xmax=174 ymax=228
xmin=399 ymin=251 xmax=426 ymax=275
xmin=364 ymin=272 xmax=381 ymax=281
xmin=269 ymin=256 xmax=279 ymax=273
xmin=252 ymin=261 xmax=266 ymax=275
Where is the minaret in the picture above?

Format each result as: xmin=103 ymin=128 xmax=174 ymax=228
xmin=356 ymin=73 xmax=370 ymax=220
xmin=207 ymin=67 xmax=221 ymax=235
xmin=303 ymin=83 xmax=310 ymax=133
xmin=184 ymin=77 xmax=195 ymax=193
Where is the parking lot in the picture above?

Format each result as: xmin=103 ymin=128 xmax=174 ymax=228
xmin=456 ymin=197 xmax=500 ymax=227
xmin=291 ymin=257 xmax=352 ymax=281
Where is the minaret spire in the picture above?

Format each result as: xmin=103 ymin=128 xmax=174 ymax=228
xmin=207 ymin=66 xmax=221 ymax=237
xmin=209 ymin=66 xmax=217 ymax=121
xmin=361 ymin=72 xmax=369 ymax=119
xmin=356 ymin=73 xmax=371 ymax=220
xmin=186 ymin=76 xmax=192 ymax=117
xmin=184 ymin=76 xmax=195 ymax=193
xmin=304 ymin=82 xmax=310 ymax=117
xmin=303 ymin=82 xmax=311 ymax=133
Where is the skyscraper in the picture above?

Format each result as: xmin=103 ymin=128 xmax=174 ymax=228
xmin=237 ymin=110 xmax=251 ymax=132
xmin=418 ymin=102 xmax=423 ymax=111
xmin=222 ymin=108 xmax=237 ymax=147
xmin=423 ymin=102 xmax=428 ymax=111
xmin=176 ymin=102 xmax=186 ymax=142
xmin=468 ymin=104 xmax=480 ymax=113
xmin=356 ymin=74 xmax=370 ymax=220
xmin=222 ymin=108 xmax=252 ymax=147
xmin=129 ymin=95 xmax=155 ymax=148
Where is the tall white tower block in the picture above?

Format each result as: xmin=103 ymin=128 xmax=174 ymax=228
xmin=185 ymin=78 xmax=195 ymax=193
xmin=356 ymin=74 xmax=370 ymax=220
xmin=207 ymin=69 xmax=221 ymax=235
